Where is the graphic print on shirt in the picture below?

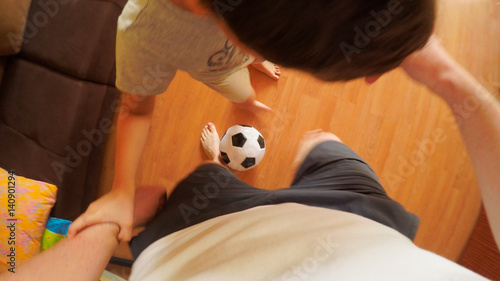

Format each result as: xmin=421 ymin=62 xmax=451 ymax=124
xmin=208 ymin=39 xmax=250 ymax=72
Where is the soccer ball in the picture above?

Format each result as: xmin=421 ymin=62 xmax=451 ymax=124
xmin=220 ymin=125 xmax=266 ymax=171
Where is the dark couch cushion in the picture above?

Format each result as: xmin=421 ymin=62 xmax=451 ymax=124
xmin=20 ymin=0 xmax=127 ymax=85
xmin=0 ymin=58 xmax=115 ymax=156
xmin=0 ymin=123 xmax=89 ymax=219
xmin=0 ymin=57 xmax=119 ymax=220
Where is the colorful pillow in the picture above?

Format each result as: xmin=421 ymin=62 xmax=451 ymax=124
xmin=0 ymin=168 xmax=57 ymax=269
xmin=41 ymin=217 xmax=72 ymax=251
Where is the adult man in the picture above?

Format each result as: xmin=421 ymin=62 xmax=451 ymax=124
xmin=4 ymin=39 xmax=497 ymax=280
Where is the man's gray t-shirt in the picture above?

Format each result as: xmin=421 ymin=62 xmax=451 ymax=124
xmin=116 ymin=0 xmax=252 ymax=96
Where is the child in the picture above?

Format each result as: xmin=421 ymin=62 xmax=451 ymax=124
xmin=115 ymin=0 xmax=280 ymax=112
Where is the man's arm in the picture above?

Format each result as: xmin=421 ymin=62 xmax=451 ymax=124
xmin=402 ymin=37 xmax=500 ymax=247
xmin=0 ymin=223 xmax=120 ymax=281
xmin=68 ymin=93 xmax=155 ymax=241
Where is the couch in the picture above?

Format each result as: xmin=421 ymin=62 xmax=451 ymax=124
xmin=0 ymin=0 xmax=127 ymax=220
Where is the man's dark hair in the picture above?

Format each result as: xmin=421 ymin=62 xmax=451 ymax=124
xmin=202 ymin=0 xmax=435 ymax=81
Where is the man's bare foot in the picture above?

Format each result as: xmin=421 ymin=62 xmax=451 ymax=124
xmin=251 ymin=61 xmax=281 ymax=80
xmin=201 ymin=122 xmax=221 ymax=164
xmin=292 ymin=130 xmax=343 ymax=170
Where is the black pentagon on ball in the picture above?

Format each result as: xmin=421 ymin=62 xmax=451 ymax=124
xmin=241 ymin=157 xmax=256 ymax=169
xmin=220 ymin=151 xmax=230 ymax=164
xmin=232 ymin=133 xmax=247 ymax=147
xmin=257 ymin=135 xmax=265 ymax=149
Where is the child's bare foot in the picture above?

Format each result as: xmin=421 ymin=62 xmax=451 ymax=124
xmin=201 ymin=122 xmax=221 ymax=164
xmin=292 ymin=130 xmax=343 ymax=170
xmin=251 ymin=60 xmax=281 ymax=80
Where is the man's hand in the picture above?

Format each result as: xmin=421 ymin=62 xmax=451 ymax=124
xmin=68 ymin=188 xmax=134 ymax=242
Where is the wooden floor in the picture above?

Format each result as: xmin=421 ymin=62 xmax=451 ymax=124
xmin=458 ymin=206 xmax=500 ymax=280
xmin=99 ymin=0 xmax=500 ymax=261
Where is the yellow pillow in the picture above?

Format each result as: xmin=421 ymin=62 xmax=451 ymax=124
xmin=0 ymin=168 xmax=57 ymax=271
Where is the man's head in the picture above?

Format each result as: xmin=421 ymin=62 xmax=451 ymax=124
xmin=200 ymin=0 xmax=435 ymax=81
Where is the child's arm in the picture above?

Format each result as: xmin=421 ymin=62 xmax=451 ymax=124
xmin=402 ymin=37 xmax=500 ymax=247
xmin=68 ymin=93 xmax=156 ymax=241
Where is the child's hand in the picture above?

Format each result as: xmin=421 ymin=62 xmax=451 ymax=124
xmin=68 ymin=188 xmax=134 ymax=242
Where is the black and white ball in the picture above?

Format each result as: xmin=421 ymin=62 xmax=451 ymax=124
xmin=220 ymin=125 xmax=266 ymax=171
